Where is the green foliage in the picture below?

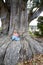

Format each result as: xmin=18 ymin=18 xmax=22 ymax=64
xmin=37 ymin=16 xmax=43 ymax=36
xmin=37 ymin=16 xmax=43 ymax=22
xmin=33 ymin=0 xmax=43 ymax=7
xmin=34 ymin=31 xmax=40 ymax=36
xmin=40 ymin=0 xmax=43 ymax=6
xmin=23 ymin=0 xmax=28 ymax=3
xmin=33 ymin=0 xmax=40 ymax=7
xmin=29 ymin=31 xmax=32 ymax=35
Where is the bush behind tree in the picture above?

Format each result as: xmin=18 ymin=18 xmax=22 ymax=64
xmin=37 ymin=16 xmax=43 ymax=36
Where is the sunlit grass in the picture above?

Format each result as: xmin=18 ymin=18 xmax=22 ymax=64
xmin=29 ymin=31 xmax=37 ymax=37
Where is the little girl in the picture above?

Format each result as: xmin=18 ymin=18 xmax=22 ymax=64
xmin=13 ymin=30 xmax=19 ymax=37
xmin=11 ymin=30 xmax=20 ymax=41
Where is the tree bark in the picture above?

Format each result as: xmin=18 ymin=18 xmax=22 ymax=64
xmin=8 ymin=0 xmax=28 ymax=35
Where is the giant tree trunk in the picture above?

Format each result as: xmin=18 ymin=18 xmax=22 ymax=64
xmin=8 ymin=0 xmax=28 ymax=35
xmin=0 ymin=0 xmax=43 ymax=65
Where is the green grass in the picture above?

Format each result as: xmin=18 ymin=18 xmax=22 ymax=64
xmin=29 ymin=31 xmax=36 ymax=37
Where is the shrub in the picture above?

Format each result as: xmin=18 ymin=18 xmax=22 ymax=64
xmin=34 ymin=31 xmax=40 ymax=36
xmin=37 ymin=16 xmax=43 ymax=37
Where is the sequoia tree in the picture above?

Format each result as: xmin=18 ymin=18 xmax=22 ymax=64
xmin=0 ymin=0 xmax=43 ymax=56
xmin=0 ymin=0 xmax=43 ymax=65
xmin=5 ymin=0 xmax=28 ymax=35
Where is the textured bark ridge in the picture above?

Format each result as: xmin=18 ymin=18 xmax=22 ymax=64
xmin=0 ymin=0 xmax=28 ymax=35
xmin=0 ymin=34 xmax=43 ymax=65
xmin=8 ymin=0 xmax=28 ymax=35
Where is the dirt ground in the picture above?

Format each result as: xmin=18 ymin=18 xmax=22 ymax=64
xmin=17 ymin=54 xmax=43 ymax=65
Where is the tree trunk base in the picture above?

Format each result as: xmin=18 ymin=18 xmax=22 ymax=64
xmin=0 ymin=33 xmax=43 ymax=65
